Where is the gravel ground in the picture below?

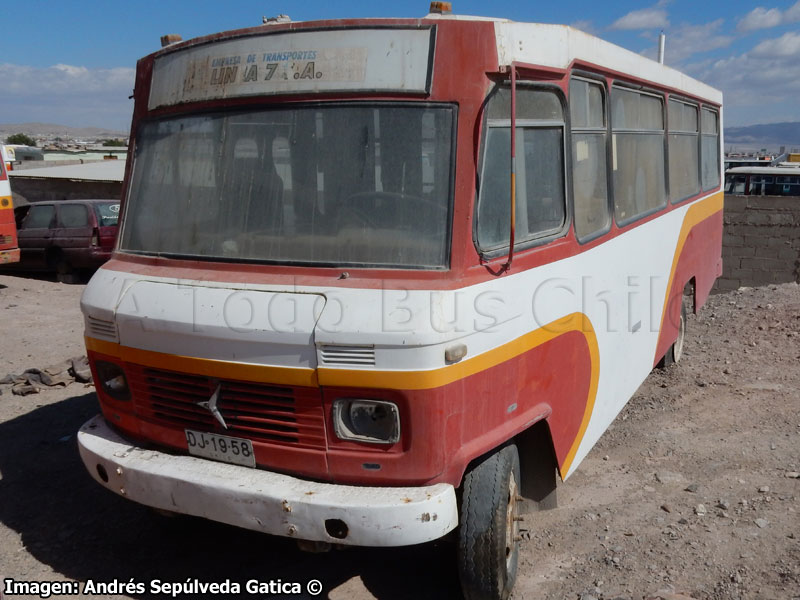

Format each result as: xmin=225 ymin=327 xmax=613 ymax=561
xmin=0 ymin=273 xmax=798 ymax=600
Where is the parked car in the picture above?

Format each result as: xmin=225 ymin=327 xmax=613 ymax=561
xmin=3 ymin=199 xmax=119 ymax=282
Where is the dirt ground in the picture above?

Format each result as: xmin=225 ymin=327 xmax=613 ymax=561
xmin=0 ymin=272 xmax=798 ymax=600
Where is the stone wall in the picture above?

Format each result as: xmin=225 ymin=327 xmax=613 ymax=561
xmin=714 ymin=194 xmax=800 ymax=292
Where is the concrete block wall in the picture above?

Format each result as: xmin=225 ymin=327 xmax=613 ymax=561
xmin=714 ymin=195 xmax=800 ymax=292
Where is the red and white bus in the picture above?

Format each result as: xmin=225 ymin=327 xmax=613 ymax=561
xmin=0 ymin=158 xmax=20 ymax=264
xmin=77 ymin=6 xmax=722 ymax=598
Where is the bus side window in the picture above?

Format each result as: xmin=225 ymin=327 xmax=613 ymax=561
xmin=611 ymin=87 xmax=667 ymax=224
xmin=701 ymin=108 xmax=720 ymax=191
xmin=477 ymin=86 xmax=566 ymax=251
xmin=570 ymin=78 xmax=610 ymax=241
xmin=668 ymin=99 xmax=700 ymax=203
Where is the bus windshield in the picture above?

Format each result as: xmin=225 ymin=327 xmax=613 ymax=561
xmin=120 ymin=103 xmax=455 ymax=269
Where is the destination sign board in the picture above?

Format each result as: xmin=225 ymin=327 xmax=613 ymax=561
xmin=149 ymin=27 xmax=435 ymax=109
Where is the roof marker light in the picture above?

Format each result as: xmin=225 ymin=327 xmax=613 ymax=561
xmin=430 ymin=2 xmax=452 ymax=14
xmin=160 ymin=34 xmax=182 ymax=48
xmin=263 ymin=14 xmax=292 ymax=24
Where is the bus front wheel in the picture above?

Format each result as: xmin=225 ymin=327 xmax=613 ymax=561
xmin=457 ymin=444 xmax=520 ymax=600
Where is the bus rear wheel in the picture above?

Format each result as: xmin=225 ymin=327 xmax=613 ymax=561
xmin=661 ymin=299 xmax=688 ymax=367
xmin=457 ymin=444 xmax=520 ymax=600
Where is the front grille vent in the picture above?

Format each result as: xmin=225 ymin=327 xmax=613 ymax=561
xmin=86 ymin=315 xmax=118 ymax=342
xmin=319 ymin=345 xmax=376 ymax=366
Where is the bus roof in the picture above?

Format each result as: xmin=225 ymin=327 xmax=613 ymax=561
xmin=149 ymin=13 xmax=722 ymax=105
xmin=493 ymin=21 xmax=722 ymax=104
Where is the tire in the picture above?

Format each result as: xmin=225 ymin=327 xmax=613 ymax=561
xmin=457 ymin=444 xmax=521 ymax=600
xmin=56 ymin=258 xmax=79 ymax=284
xmin=661 ymin=298 xmax=688 ymax=367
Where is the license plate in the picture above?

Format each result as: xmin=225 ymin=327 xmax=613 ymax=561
xmin=185 ymin=430 xmax=255 ymax=468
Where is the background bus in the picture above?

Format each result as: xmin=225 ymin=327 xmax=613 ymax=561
xmin=725 ymin=165 xmax=800 ymax=196
xmin=0 ymin=158 xmax=20 ymax=264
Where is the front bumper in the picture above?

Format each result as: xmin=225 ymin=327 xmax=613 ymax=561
xmin=0 ymin=248 xmax=20 ymax=264
xmin=78 ymin=415 xmax=458 ymax=546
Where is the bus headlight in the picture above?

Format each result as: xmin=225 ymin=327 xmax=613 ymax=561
xmin=332 ymin=399 xmax=400 ymax=444
xmin=95 ymin=361 xmax=130 ymax=401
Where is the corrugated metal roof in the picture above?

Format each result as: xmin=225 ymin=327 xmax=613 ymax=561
xmin=8 ymin=160 xmax=125 ymax=182
xmin=726 ymin=166 xmax=800 ymax=175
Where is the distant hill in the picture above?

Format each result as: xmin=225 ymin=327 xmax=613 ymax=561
xmin=3 ymin=120 xmax=799 ymax=153
xmin=0 ymin=122 xmax=127 ymax=140
xmin=724 ymin=122 xmax=800 ymax=151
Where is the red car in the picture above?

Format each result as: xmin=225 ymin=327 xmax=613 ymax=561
xmin=4 ymin=199 xmax=119 ymax=282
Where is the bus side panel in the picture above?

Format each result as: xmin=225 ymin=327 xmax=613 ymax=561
xmin=323 ymin=385 xmax=451 ymax=486
xmin=0 ymin=161 xmax=19 ymax=263
xmin=531 ymin=331 xmax=594 ymax=472
xmin=653 ymin=193 xmax=724 ymax=365
xmin=689 ymin=207 xmax=724 ymax=309
xmin=0 ymin=208 xmax=19 ymax=264
xmin=440 ymin=330 xmax=593 ymax=487
xmin=323 ymin=331 xmax=592 ymax=487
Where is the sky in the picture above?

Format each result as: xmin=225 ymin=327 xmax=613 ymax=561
xmin=2 ymin=0 xmax=800 ymax=131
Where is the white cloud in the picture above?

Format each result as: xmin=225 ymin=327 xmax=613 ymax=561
xmin=0 ymin=63 xmax=134 ymax=96
xmin=52 ymin=64 xmax=90 ymax=77
xmin=737 ymin=2 xmax=800 ymax=32
xmin=751 ymin=31 xmax=800 ymax=57
xmin=610 ymin=7 xmax=669 ymax=30
xmin=0 ymin=63 xmax=134 ymax=129
xmin=737 ymin=7 xmax=783 ymax=31
xmin=639 ymin=20 xmax=734 ymax=64
xmin=683 ymin=30 xmax=800 ymax=119
xmin=787 ymin=1 xmax=800 ymax=20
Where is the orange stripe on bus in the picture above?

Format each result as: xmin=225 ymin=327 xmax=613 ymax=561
xmin=86 ymin=313 xmax=599 ymax=392
xmin=87 ymin=312 xmax=601 ymax=474
xmin=85 ymin=337 xmax=319 ymax=387
xmin=555 ymin=315 xmax=600 ymax=478
xmin=320 ymin=312 xmax=598 ymax=392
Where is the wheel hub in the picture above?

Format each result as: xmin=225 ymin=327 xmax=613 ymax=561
xmin=674 ymin=309 xmax=686 ymax=362
xmin=505 ymin=470 xmax=519 ymax=569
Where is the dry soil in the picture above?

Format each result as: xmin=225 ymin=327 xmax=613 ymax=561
xmin=0 ymin=273 xmax=798 ymax=600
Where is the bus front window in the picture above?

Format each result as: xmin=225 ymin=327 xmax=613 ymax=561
xmin=121 ymin=104 xmax=455 ymax=269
